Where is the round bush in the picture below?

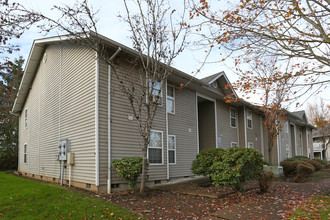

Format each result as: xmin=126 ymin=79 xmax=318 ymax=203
xmin=312 ymin=158 xmax=327 ymax=166
xmin=112 ymin=156 xmax=143 ymax=189
xmin=258 ymin=170 xmax=274 ymax=194
xmin=303 ymin=159 xmax=324 ymax=171
xmin=280 ymin=161 xmax=296 ymax=176
xmin=191 ymin=148 xmax=224 ymax=177
xmin=210 ymin=147 xmax=264 ymax=191
xmin=295 ymin=163 xmax=315 ymax=181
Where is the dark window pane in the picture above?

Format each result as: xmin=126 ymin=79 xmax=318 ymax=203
xmin=148 ymin=148 xmax=162 ymax=164
xmin=169 ymin=151 xmax=175 ymax=164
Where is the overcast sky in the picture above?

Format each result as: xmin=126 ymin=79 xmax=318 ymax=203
xmin=8 ymin=0 xmax=330 ymax=113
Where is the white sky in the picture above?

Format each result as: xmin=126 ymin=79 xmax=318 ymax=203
xmin=8 ymin=0 xmax=330 ymax=114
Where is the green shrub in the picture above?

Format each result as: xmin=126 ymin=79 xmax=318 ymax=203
xmin=191 ymin=148 xmax=224 ymax=177
xmin=284 ymin=156 xmax=309 ymax=162
xmin=312 ymin=158 xmax=327 ymax=166
xmin=295 ymin=163 xmax=315 ymax=181
xmin=258 ymin=170 xmax=274 ymax=194
xmin=112 ymin=156 xmax=143 ymax=189
xmin=210 ymin=147 xmax=264 ymax=191
xmin=303 ymin=159 xmax=324 ymax=171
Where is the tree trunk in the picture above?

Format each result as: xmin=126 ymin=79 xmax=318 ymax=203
xmin=268 ymin=138 xmax=273 ymax=165
xmin=140 ymin=143 xmax=148 ymax=194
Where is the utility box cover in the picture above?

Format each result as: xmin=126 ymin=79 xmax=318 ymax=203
xmin=67 ymin=152 xmax=75 ymax=165
xmin=58 ymin=139 xmax=70 ymax=161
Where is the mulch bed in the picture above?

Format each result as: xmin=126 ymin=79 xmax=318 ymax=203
xmin=101 ymin=170 xmax=330 ymax=219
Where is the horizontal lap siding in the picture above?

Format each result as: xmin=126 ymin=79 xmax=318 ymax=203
xmin=279 ymin=128 xmax=290 ymax=161
xmin=168 ymin=88 xmax=198 ymax=178
xmin=217 ymin=100 xmax=238 ymax=149
xmin=110 ymin=60 xmax=167 ymax=184
xmin=18 ymin=43 xmax=96 ymax=185
xmin=98 ymin=59 xmax=108 ymax=186
xmin=246 ymin=110 xmax=262 ymax=153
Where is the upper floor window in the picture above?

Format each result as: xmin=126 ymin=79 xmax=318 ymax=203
xmin=24 ymin=108 xmax=28 ymax=129
xmin=247 ymin=109 xmax=253 ymax=129
xmin=166 ymin=85 xmax=175 ymax=114
xmin=230 ymin=108 xmax=237 ymax=128
xmin=284 ymin=123 xmax=288 ymax=133
xmin=149 ymin=79 xmax=162 ymax=96
xmin=148 ymin=130 xmax=163 ymax=164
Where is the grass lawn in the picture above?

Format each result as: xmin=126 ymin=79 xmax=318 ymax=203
xmin=289 ymin=195 xmax=330 ymax=220
xmin=0 ymin=172 xmax=140 ymax=219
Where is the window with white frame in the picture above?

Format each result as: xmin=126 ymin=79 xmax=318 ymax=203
xmin=285 ymin=144 xmax=290 ymax=159
xmin=248 ymin=142 xmax=254 ymax=149
xmin=166 ymin=85 xmax=175 ymax=114
xmin=284 ymin=123 xmax=288 ymax=133
xmin=247 ymin=110 xmax=253 ymax=129
xmin=24 ymin=144 xmax=27 ymax=164
xmin=230 ymin=108 xmax=237 ymax=128
xmin=231 ymin=142 xmax=238 ymax=147
xmin=148 ymin=130 xmax=163 ymax=164
xmin=149 ymin=79 xmax=162 ymax=96
xmin=168 ymin=135 xmax=176 ymax=164
xmin=24 ymin=108 xmax=28 ymax=129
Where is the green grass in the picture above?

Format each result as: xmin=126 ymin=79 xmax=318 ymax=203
xmin=289 ymin=195 xmax=330 ymax=220
xmin=0 ymin=172 xmax=139 ymax=219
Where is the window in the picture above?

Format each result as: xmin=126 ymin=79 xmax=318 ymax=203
xmin=284 ymin=123 xmax=288 ymax=133
xmin=248 ymin=142 xmax=254 ymax=149
xmin=166 ymin=85 xmax=175 ymax=114
xmin=148 ymin=130 xmax=163 ymax=164
xmin=149 ymin=79 xmax=162 ymax=96
xmin=212 ymin=81 xmax=218 ymax=88
xmin=285 ymin=144 xmax=290 ymax=159
xmin=231 ymin=142 xmax=238 ymax=147
xmin=168 ymin=135 xmax=176 ymax=164
xmin=24 ymin=144 xmax=27 ymax=164
xmin=24 ymin=108 xmax=28 ymax=129
xmin=230 ymin=108 xmax=237 ymax=128
xmin=247 ymin=109 xmax=253 ymax=129
xmin=299 ymin=128 xmax=302 ymax=139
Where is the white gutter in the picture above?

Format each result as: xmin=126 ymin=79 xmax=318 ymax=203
xmin=166 ymin=80 xmax=169 ymax=180
xmin=243 ymin=106 xmax=247 ymax=148
xmin=95 ymin=52 xmax=100 ymax=187
xmin=107 ymin=47 xmax=121 ymax=194
xmin=260 ymin=116 xmax=264 ymax=156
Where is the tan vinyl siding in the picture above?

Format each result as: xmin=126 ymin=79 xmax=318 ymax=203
xmin=198 ymin=100 xmax=216 ymax=150
xmin=296 ymin=125 xmax=303 ymax=156
xmin=98 ymin=59 xmax=109 ymax=186
xmin=279 ymin=127 xmax=290 ymax=161
xmin=216 ymin=100 xmax=238 ymax=149
xmin=109 ymin=59 xmax=167 ymax=184
xmin=246 ymin=110 xmax=262 ymax=153
xmin=237 ymin=107 xmax=245 ymax=148
xmin=18 ymin=43 xmax=96 ymax=185
xmin=168 ymin=88 xmax=198 ymax=178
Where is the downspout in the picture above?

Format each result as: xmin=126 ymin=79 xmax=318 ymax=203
xmin=107 ymin=47 xmax=121 ymax=194
xmin=260 ymin=116 xmax=264 ymax=156
xmin=95 ymin=52 xmax=100 ymax=187
xmin=243 ymin=106 xmax=247 ymax=148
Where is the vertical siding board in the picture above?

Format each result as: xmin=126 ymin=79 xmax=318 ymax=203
xmin=168 ymin=88 xmax=198 ymax=178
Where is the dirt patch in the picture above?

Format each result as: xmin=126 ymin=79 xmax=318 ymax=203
xmin=101 ymin=170 xmax=330 ymax=219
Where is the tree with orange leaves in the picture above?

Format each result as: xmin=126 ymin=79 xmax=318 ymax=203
xmin=190 ymin=0 xmax=329 ymax=100
xmin=307 ymin=98 xmax=330 ymax=163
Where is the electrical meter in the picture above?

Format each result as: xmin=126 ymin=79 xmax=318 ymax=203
xmin=58 ymin=139 xmax=70 ymax=161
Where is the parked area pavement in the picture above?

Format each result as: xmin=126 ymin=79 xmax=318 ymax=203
xmin=103 ymin=169 xmax=330 ymax=219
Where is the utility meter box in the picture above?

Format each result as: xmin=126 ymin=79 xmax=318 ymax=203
xmin=58 ymin=139 xmax=70 ymax=161
xmin=67 ymin=152 xmax=75 ymax=165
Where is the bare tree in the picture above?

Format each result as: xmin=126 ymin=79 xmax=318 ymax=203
xmin=7 ymin=0 xmax=188 ymax=193
xmin=307 ymin=98 xmax=330 ymax=162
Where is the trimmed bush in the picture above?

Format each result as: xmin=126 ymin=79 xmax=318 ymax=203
xmin=191 ymin=148 xmax=224 ymax=177
xmin=284 ymin=156 xmax=309 ymax=162
xmin=313 ymin=158 xmax=327 ymax=166
xmin=280 ymin=161 xmax=296 ymax=176
xmin=210 ymin=147 xmax=264 ymax=191
xmin=303 ymin=159 xmax=324 ymax=171
xmin=258 ymin=170 xmax=274 ymax=194
xmin=295 ymin=163 xmax=315 ymax=181
xmin=112 ymin=156 xmax=143 ymax=189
